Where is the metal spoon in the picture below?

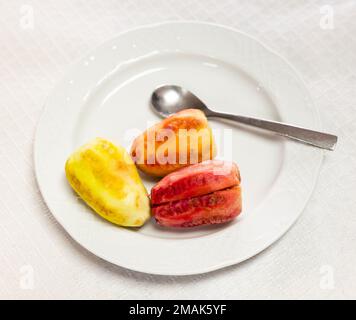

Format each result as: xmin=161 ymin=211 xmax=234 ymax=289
xmin=151 ymin=85 xmax=337 ymax=150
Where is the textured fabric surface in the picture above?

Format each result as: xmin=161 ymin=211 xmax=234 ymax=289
xmin=0 ymin=0 xmax=355 ymax=299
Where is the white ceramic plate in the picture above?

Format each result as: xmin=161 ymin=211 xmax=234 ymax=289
xmin=34 ymin=22 xmax=323 ymax=275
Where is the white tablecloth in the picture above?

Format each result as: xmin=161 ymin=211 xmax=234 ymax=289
xmin=1 ymin=0 xmax=355 ymax=299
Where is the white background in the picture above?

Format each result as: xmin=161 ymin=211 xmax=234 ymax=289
xmin=0 ymin=0 xmax=355 ymax=299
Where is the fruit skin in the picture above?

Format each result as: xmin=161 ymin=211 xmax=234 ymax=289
xmin=151 ymin=160 xmax=242 ymax=228
xmin=65 ymin=138 xmax=150 ymax=227
xmin=151 ymin=160 xmax=240 ymax=205
xmin=130 ymin=109 xmax=216 ymax=177
xmin=152 ymin=186 xmax=241 ymax=228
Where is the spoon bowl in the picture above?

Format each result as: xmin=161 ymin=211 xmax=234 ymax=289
xmin=151 ymin=85 xmax=209 ymax=117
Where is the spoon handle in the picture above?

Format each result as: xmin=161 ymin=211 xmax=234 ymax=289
xmin=207 ymin=111 xmax=337 ymax=151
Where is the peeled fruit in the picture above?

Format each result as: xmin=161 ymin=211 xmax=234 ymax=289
xmin=151 ymin=160 xmax=242 ymax=228
xmin=65 ymin=138 xmax=150 ymax=227
xmin=130 ymin=109 xmax=216 ymax=177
